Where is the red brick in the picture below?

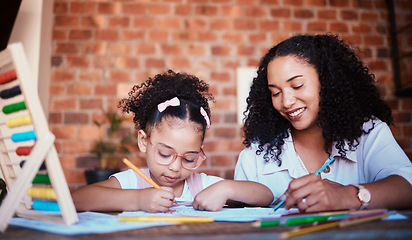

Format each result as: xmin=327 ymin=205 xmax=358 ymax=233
xmin=117 ymin=57 xmax=140 ymax=69
xmin=79 ymin=126 xmax=103 ymax=141
xmin=94 ymin=84 xmax=118 ymax=96
xmin=54 ymin=2 xmax=68 ymax=13
xmin=211 ymin=155 xmax=234 ymax=167
xmin=122 ymin=3 xmax=146 ymax=15
xmin=175 ymin=5 xmax=192 ymax=15
xmin=135 ymin=43 xmax=156 ymax=54
xmin=210 ymin=19 xmax=232 ymax=30
xmin=79 ymin=99 xmax=103 ymax=110
xmin=222 ymin=32 xmax=244 ymax=43
xmin=185 ymin=18 xmax=207 ymax=30
xmin=81 ymin=16 xmax=105 ymax=28
xmin=402 ymin=99 xmax=412 ymax=110
xmin=67 ymin=83 xmax=91 ymax=96
xmin=270 ymin=8 xmax=291 ymax=18
xmin=69 ymin=30 xmax=92 ymax=41
xmin=158 ymin=17 xmax=182 ymax=29
xmin=121 ymin=30 xmax=145 ymax=40
xmin=55 ymin=16 xmax=79 ymax=27
xmin=248 ymin=33 xmax=266 ymax=43
xmin=51 ymin=97 xmax=77 ymax=111
xmin=108 ymin=71 xmax=130 ymax=83
xmin=161 ymin=44 xmax=183 ymax=55
xmin=97 ymin=2 xmax=121 ymax=14
xmin=108 ymin=16 xmax=130 ymax=28
xmin=211 ymin=46 xmax=232 ymax=56
xmin=60 ymin=155 xmax=76 ymax=169
xmin=221 ymin=6 xmax=243 ymax=17
xmin=52 ymin=69 xmax=75 ymax=82
xmin=145 ymin=58 xmax=166 ymax=68
xmin=361 ymin=12 xmax=379 ymax=22
xmin=186 ymin=44 xmax=206 ymax=55
xmin=173 ymin=31 xmax=196 ymax=42
xmin=237 ymin=46 xmax=255 ymax=56
xmin=108 ymin=43 xmax=131 ymax=55
xmin=341 ymin=10 xmax=358 ymax=20
xmin=352 ymin=23 xmax=372 ymax=33
xmin=306 ymin=0 xmax=327 ymax=7
xmin=70 ymin=2 xmax=95 ymax=14
xmin=66 ymin=56 xmax=89 ymax=68
xmin=49 ymin=83 xmax=65 ymax=97
xmin=261 ymin=0 xmax=279 ymax=4
xmin=52 ymin=125 xmax=78 ymax=139
xmin=195 ymin=5 xmax=218 ymax=16
xmin=330 ymin=22 xmax=349 ymax=33
xmin=148 ymin=30 xmax=169 ymax=42
xmin=82 ymin=43 xmax=106 ymax=55
xmin=307 ymin=22 xmax=327 ymax=32
xmin=330 ymin=0 xmax=349 ymax=7
xmin=63 ymin=141 xmax=89 ymax=154
xmin=211 ymin=72 xmax=230 ymax=82
xmin=52 ymin=29 xmax=67 ymax=41
xmin=259 ymin=20 xmax=280 ymax=31
xmin=282 ymin=21 xmax=303 ymax=32
xmin=170 ymin=57 xmax=191 ymax=69
xmin=245 ymin=7 xmax=267 ymax=18
xmin=93 ymin=56 xmax=115 ymax=68
xmin=294 ymin=9 xmax=314 ymax=18
xmin=95 ymin=29 xmax=119 ymax=41
xmin=78 ymin=70 xmax=103 ymax=83
xmin=148 ymin=3 xmax=171 ymax=15
xmin=55 ymin=43 xmax=78 ymax=54
xmin=363 ymin=36 xmax=385 ymax=46
xmin=48 ymin=112 xmax=63 ymax=124
xmin=133 ymin=17 xmax=156 ymax=28
xmin=318 ymin=9 xmax=337 ymax=20
xmin=234 ymin=19 xmax=257 ymax=30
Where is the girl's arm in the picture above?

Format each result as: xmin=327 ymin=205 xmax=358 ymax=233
xmin=192 ymin=180 xmax=274 ymax=211
xmin=72 ymin=177 xmax=175 ymax=212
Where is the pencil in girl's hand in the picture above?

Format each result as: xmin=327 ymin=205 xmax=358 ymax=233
xmin=123 ymin=158 xmax=161 ymax=189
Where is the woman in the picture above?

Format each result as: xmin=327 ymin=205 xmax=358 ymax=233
xmin=235 ymin=34 xmax=412 ymax=212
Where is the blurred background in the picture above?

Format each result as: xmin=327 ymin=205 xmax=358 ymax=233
xmin=5 ymin=0 xmax=412 ymax=190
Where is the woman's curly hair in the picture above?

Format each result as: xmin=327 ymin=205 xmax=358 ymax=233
xmin=243 ymin=34 xmax=393 ymax=166
xmin=119 ymin=70 xmax=213 ymax=139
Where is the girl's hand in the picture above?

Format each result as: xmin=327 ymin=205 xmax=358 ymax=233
xmin=283 ymin=174 xmax=357 ymax=212
xmin=192 ymin=181 xmax=229 ymax=211
xmin=137 ymin=187 xmax=175 ymax=213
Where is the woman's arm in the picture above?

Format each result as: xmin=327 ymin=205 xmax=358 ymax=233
xmin=72 ymin=177 xmax=175 ymax=212
xmin=192 ymin=180 xmax=274 ymax=211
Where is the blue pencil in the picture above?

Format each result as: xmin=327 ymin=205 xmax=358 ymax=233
xmin=272 ymin=157 xmax=335 ymax=212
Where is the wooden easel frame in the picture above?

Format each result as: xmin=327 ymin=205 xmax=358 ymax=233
xmin=0 ymin=43 xmax=78 ymax=232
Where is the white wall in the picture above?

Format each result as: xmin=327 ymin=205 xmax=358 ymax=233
xmin=9 ymin=0 xmax=53 ymax=114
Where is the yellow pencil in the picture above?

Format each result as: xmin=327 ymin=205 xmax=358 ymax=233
xmin=122 ymin=158 xmax=176 ymax=202
xmin=123 ymin=158 xmax=161 ymax=189
xmin=119 ymin=216 xmax=214 ymax=223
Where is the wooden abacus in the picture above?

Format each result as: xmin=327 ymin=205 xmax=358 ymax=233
xmin=0 ymin=43 xmax=78 ymax=232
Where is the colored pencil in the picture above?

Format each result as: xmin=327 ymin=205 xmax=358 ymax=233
xmin=123 ymin=158 xmax=176 ymax=202
xmin=278 ymin=211 xmax=388 ymax=239
xmin=123 ymin=158 xmax=161 ymax=189
xmin=272 ymin=157 xmax=335 ymax=212
xmin=119 ymin=216 xmax=214 ymax=223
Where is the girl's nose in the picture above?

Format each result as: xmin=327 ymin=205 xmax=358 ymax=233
xmin=168 ymin=156 xmax=182 ymax=172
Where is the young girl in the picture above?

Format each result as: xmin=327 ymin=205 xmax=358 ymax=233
xmin=235 ymin=34 xmax=412 ymax=212
xmin=73 ymin=70 xmax=273 ymax=213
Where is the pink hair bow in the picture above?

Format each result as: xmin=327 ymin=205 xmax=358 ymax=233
xmin=157 ymin=97 xmax=180 ymax=112
xmin=200 ymin=107 xmax=211 ymax=129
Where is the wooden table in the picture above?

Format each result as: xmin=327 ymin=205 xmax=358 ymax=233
xmin=2 ymin=211 xmax=412 ymax=239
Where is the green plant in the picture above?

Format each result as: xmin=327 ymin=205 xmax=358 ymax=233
xmin=91 ymin=108 xmax=135 ymax=170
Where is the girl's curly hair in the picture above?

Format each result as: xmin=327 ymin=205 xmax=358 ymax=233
xmin=119 ymin=70 xmax=213 ymax=139
xmin=243 ymin=34 xmax=393 ymax=166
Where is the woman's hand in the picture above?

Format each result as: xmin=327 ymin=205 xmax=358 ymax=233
xmin=192 ymin=181 xmax=229 ymax=211
xmin=283 ymin=174 xmax=358 ymax=212
xmin=137 ymin=187 xmax=175 ymax=213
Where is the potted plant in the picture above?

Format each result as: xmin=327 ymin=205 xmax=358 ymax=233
xmin=84 ymin=108 xmax=136 ymax=184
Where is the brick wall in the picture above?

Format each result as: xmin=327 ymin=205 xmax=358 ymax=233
xmin=50 ymin=0 xmax=412 ymax=189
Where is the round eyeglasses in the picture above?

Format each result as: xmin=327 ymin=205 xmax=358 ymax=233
xmin=146 ymin=137 xmax=206 ymax=170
